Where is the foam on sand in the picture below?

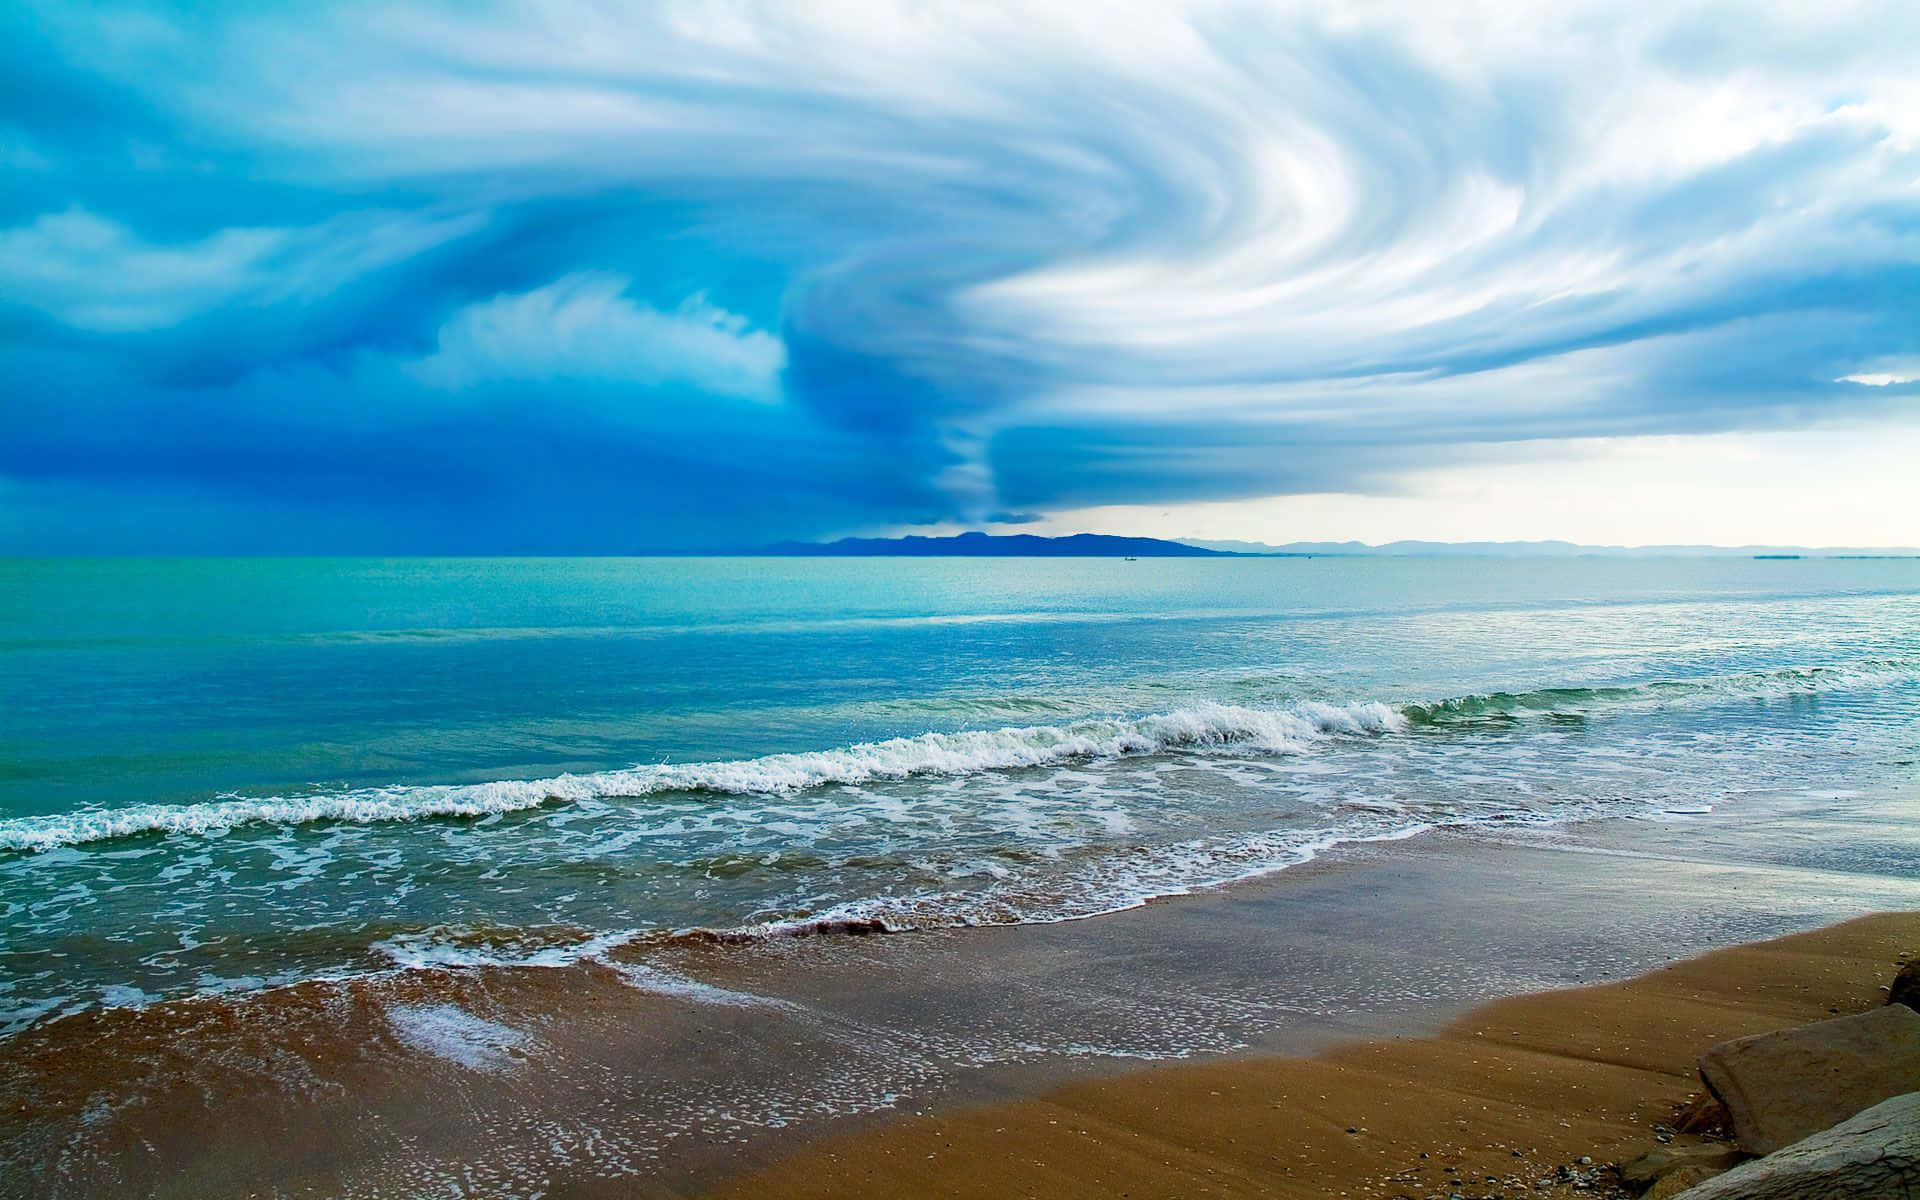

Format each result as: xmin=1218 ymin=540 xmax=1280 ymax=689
xmin=385 ymin=1003 xmax=531 ymax=1071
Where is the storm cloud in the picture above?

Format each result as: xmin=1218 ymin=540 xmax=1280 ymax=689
xmin=2 ymin=1 xmax=1916 ymax=550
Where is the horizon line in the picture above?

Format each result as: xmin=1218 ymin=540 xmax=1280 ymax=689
xmin=8 ymin=533 xmax=1920 ymax=560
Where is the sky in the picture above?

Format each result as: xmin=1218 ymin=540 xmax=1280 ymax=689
xmin=2 ymin=1 xmax=1918 ymax=553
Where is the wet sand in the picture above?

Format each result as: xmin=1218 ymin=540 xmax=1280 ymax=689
xmin=5 ymin=802 xmax=1919 ymax=1198
xmin=708 ymin=911 xmax=1919 ymax=1200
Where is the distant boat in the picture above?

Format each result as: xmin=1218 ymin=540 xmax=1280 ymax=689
xmin=1123 ymin=556 xmax=1137 ymax=561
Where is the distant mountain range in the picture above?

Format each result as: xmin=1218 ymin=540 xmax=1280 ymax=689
xmin=761 ymin=533 xmax=1919 ymax=558
xmin=762 ymin=532 xmax=1228 ymax=556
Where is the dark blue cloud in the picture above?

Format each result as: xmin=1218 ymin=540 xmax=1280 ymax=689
xmin=2 ymin=1 xmax=1917 ymax=550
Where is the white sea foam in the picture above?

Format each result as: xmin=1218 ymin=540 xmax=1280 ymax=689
xmin=0 ymin=700 xmax=1405 ymax=851
xmin=374 ymin=927 xmax=643 ymax=972
xmin=372 ymin=925 xmax=796 ymax=1009
xmin=605 ymin=961 xmax=799 ymax=1009
xmin=386 ymin=1003 xmax=531 ymax=1070
xmin=711 ymin=816 xmax=1452 ymax=942
xmin=1402 ymin=661 xmax=1920 ymax=724
xmin=3 ymin=660 xmax=1910 ymax=853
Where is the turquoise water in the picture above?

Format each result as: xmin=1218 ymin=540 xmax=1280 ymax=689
xmin=3 ymin=556 xmax=1918 ymax=1032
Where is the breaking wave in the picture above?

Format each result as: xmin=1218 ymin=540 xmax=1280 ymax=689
xmin=0 ymin=701 xmax=1402 ymax=852
xmin=1400 ymin=662 xmax=1917 ymax=725
xmin=4 ymin=659 xmax=1909 ymax=854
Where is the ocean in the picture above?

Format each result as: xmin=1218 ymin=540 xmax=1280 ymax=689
xmin=4 ymin=555 xmax=1917 ymax=1038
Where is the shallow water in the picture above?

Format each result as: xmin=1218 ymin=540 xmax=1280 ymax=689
xmin=7 ymin=811 xmax=1919 ymax=1199
xmin=3 ymin=556 xmax=1918 ymax=1033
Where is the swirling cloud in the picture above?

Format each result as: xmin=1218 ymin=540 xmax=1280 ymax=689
xmin=1 ymin=0 xmax=1916 ymax=548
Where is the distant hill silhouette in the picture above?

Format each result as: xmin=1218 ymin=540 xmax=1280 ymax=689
xmin=764 ymin=532 xmax=1228 ymax=557
xmin=755 ymin=533 xmax=1919 ymax=559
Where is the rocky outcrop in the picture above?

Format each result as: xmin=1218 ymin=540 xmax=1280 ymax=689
xmin=1672 ymin=1092 xmax=1730 ymax=1137
xmin=1622 ymin=1143 xmax=1747 ymax=1193
xmin=1699 ymin=1005 xmax=1920 ymax=1155
xmin=1667 ymin=1090 xmax=1919 ymax=1199
xmin=1892 ymin=961 xmax=1920 ymax=1012
xmin=1649 ymin=1162 xmax=1729 ymax=1199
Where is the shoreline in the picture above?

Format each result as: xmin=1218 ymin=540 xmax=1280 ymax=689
xmin=6 ymin=805 xmax=1918 ymax=1198
xmin=706 ymin=910 xmax=1920 ymax=1199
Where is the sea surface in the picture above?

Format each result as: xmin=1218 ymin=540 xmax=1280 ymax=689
xmin=3 ymin=555 xmax=1918 ymax=1037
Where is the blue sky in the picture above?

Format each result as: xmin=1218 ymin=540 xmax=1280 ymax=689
xmin=2 ymin=1 xmax=1918 ymax=552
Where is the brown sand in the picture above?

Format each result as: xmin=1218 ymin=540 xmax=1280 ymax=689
xmin=703 ymin=911 xmax=1918 ymax=1200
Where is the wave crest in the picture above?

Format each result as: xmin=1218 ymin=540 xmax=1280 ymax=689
xmin=6 ymin=658 xmax=1909 ymax=854
xmin=1400 ymin=662 xmax=1916 ymax=725
xmin=0 ymin=701 xmax=1402 ymax=853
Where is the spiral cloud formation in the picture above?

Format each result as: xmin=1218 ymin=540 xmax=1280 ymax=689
xmin=2 ymin=1 xmax=1916 ymax=549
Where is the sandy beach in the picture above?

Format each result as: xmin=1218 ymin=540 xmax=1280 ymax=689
xmin=708 ymin=911 xmax=1918 ymax=1200
xmin=5 ymin=808 xmax=1919 ymax=1198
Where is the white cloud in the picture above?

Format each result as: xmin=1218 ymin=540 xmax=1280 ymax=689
xmin=0 ymin=209 xmax=286 ymax=331
xmin=13 ymin=1 xmax=1920 ymax=538
xmin=29 ymin=4 xmax=1920 ymax=387
xmin=405 ymin=272 xmax=786 ymax=401
xmin=1837 ymin=366 xmax=1919 ymax=387
xmin=93 ymin=0 xmax=1909 ymax=442
xmin=0 ymin=207 xmax=482 ymax=332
